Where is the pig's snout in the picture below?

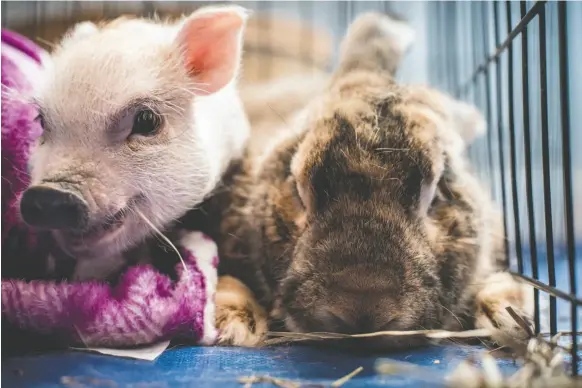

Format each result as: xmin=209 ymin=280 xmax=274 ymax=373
xmin=20 ymin=186 xmax=89 ymax=230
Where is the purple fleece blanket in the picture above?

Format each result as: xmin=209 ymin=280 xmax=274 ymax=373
xmin=1 ymin=30 xmax=218 ymax=347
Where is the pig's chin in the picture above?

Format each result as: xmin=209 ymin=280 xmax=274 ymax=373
xmin=54 ymin=198 xmax=145 ymax=259
xmin=54 ymin=214 xmax=136 ymax=259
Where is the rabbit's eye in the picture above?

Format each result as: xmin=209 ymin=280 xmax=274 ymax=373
xmin=290 ymin=178 xmax=305 ymax=211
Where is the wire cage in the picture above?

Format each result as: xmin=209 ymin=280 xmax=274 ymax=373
xmin=427 ymin=0 xmax=582 ymax=375
xmin=2 ymin=0 xmax=581 ymax=377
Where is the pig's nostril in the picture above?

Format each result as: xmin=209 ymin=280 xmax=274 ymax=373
xmin=20 ymin=186 xmax=89 ymax=230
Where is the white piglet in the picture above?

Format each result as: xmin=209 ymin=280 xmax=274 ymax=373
xmin=20 ymin=6 xmax=251 ymax=280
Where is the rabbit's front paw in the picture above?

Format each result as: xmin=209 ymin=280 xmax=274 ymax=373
xmin=215 ymin=276 xmax=268 ymax=347
xmin=474 ymin=272 xmax=535 ymax=343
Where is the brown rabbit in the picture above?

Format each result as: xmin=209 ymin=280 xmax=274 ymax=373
xmin=186 ymin=12 xmax=533 ymax=347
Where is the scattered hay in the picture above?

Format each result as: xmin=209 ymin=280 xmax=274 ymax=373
xmin=248 ymin=308 xmax=580 ymax=387
xmin=374 ymin=307 xmax=581 ymax=388
xmin=445 ymin=337 xmax=581 ymax=388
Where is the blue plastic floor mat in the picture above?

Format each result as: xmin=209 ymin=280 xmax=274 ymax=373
xmin=3 ymin=344 xmax=526 ymax=388
xmin=3 ymin=250 xmax=580 ymax=387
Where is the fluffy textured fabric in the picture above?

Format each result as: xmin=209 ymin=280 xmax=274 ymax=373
xmin=1 ymin=29 xmax=218 ymax=348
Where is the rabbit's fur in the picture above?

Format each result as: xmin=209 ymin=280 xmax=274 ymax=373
xmin=186 ymin=12 xmax=533 ymax=346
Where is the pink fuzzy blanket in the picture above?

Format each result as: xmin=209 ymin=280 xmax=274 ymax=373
xmin=1 ymin=29 xmax=218 ymax=348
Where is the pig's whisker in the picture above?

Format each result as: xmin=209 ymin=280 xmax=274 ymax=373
xmin=135 ymin=209 xmax=189 ymax=276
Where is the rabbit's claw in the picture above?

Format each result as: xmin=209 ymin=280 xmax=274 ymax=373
xmin=474 ymin=272 xmax=535 ymax=343
xmin=214 ymin=276 xmax=268 ymax=347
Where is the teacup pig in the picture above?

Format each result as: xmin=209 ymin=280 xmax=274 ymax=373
xmin=18 ymin=6 xmax=251 ymax=280
xmin=10 ymin=5 xmax=275 ymax=346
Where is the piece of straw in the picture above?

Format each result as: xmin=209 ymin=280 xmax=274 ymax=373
xmin=266 ymin=328 xmax=492 ymax=342
xmin=238 ymin=376 xmax=300 ymax=388
xmin=504 ymin=306 xmax=534 ymax=337
xmin=375 ymin=359 xmax=443 ymax=383
xmin=238 ymin=367 xmax=364 ymax=388
xmin=330 ymin=367 xmax=363 ymax=387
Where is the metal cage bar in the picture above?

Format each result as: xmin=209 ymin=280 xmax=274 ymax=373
xmin=505 ymin=1 xmax=525 ymax=275
xmin=482 ymin=2 xmax=496 ymax=184
xmin=557 ymin=1 xmax=579 ymax=375
xmin=492 ymin=1 xmax=511 ymax=268
xmin=537 ymin=5 xmax=558 ymax=337
xmin=519 ymin=0 xmax=541 ymax=333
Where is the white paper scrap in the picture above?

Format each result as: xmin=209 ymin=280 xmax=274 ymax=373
xmin=70 ymin=340 xmax=171 ymax=361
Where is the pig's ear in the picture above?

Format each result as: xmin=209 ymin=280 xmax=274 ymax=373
xmin=61 ymin=21 xmax=99 ymax=47
xmin=175 ymin=6 xmax=249 ymax=95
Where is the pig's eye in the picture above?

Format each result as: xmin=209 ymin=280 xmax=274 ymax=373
xmin=34 ymin=113 xmax=47 ymax=145
xmin=34 ymin=113 xmax=45 ymax=129
xmin=131 ymin=108 xmax=162 ymax=136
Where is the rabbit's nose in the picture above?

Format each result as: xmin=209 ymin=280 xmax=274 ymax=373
xmin=20 ymin=186 xmax=89 ymax=230
xmin=331 ymin=314 xmax=376 ymax=334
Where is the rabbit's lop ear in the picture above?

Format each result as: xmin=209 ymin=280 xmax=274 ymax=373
xmin=413 ymin=127 xmax=446 ymax=219
xmin=449 ymin=100 xmax=487 ymax=145
xmin=336 ymin=12 xmax=415 ymax=77
xmin=175 ymin=5 xmax=249 ymax=95
xmin=418 ymin=172 xmax=440 ymax=218
xmin=289 ymin=114 xmax=362 ymax=218
xmin=446 ymin=97 xmax=487 ymax=146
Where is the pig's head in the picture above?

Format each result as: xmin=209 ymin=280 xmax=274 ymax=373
xmin=20 ymin=6 xmax=251 ymax=260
